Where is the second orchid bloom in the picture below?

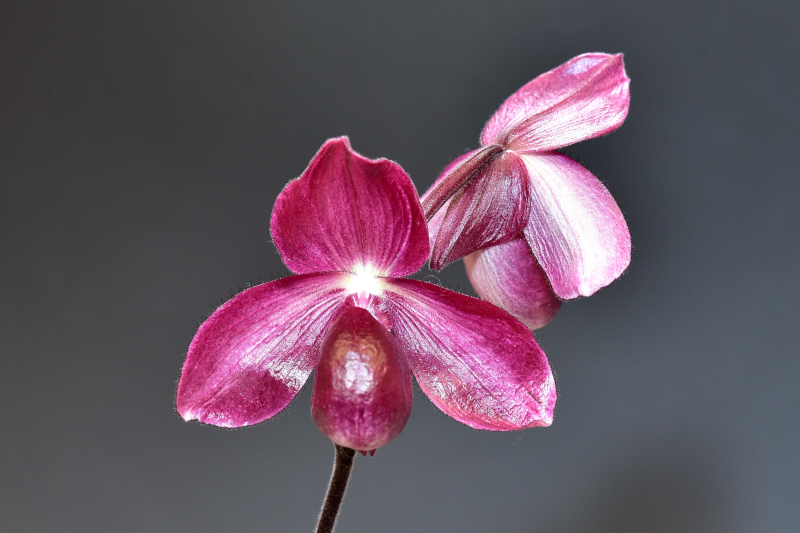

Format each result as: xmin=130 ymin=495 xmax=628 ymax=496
xmin=177 ymin=138 xmax=556 ymax=452
xmin=422 ymin=53 xmax=632 ymax=329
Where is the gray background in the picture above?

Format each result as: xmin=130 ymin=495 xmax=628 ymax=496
xmin=2 ymin=1 xmax=798 ymax=532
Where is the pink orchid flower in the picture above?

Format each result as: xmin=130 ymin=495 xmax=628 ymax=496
xmin=422 ymin=53 xmax=631 ymax=330
xmin=176 ymin=137 xmax=556 ymax=452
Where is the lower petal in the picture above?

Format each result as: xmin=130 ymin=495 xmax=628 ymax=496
xmin=464 ymin=238 xmax=561 ymax=330
xmin=383 ymin=279 xmax=556 ymax=430
xmin=522 ymin=152 xmax=631 ymax=299
xmin=312 ymin=306 xmax=413 ymax=451
xmin=177 ymin=273 xmax=347 ymax=427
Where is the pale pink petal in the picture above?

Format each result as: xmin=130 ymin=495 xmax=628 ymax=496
xmin=521 ymin=152 xmax=630 ymax=299
xmin=420 ymin=145 xmax=504 ymax=221
xmin=429 ymin=151 xmax=530 ymax=270
xmin=383 ymin=279 xmax=556 ymax=430
xmin=426 ymin=196 xmax=451 ymax=252
xmin=312 ymin=306 xmax=413 ymax=451
xmin=480 ymin=53 xmax=630 ymax=152
xmin=271 ymin=137 xmax=429 ymax=277
xmin=464 ymin=238 xmax=561 ymax=330
xmin=176 ymin=273 xmax=348 ymax=427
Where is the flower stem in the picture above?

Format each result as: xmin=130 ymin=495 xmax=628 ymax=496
xmin=315 ymin=444 xmax=356 ymax=533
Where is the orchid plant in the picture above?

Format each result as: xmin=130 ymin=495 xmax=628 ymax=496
xmin=176 ymin=53 xmax=630 ymax=532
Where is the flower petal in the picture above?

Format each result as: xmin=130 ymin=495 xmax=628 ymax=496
xmin=464 ymin=238 xmax=562 ymax=330
xmin=271 ymin=137 xmax=429 ymax=277
xmin=426 ymin=195 xmax=451 ymax=252
xmin=383 ymin=279 xmax=556 ymax=430
xmin=521 ymin=152 xmax=630 ymax=299
xmin=420 ymin=145 xmax=504 ymax=221
xmin=480 ymin=53 xmax=630 ymax=152
xmin=312 ymin=306 xmax=413 ymax=451
xmin=176 ymin=273 xmax=347 ymax=427
xmin=429 ymin=151 xmax=530 ymax=270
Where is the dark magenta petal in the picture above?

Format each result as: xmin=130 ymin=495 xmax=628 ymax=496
xmin=420 ymin=145 xmax=504 ymax=221
xmin=383 ymin=279 xmax=556 ymax=430
xmin=429 ymin=151 xmax=530 ymax=270
xmin=480 ymin=53 xmax=630 ymax=152
xmin=521 ymin=152 xmax=631 ymax=299
xmin=271 ymin=137 xmax=430 ymax=277
xmin=312 ymin=306 xmax=413 ymax=451
xmin=176 ymin=273 xmax=348 ymax=427
xmin=464 ymin=238 xmax=561 ymax=330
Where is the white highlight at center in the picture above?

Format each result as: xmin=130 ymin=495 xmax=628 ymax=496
xmin=345 ymin=263 xmax=383 ymax=300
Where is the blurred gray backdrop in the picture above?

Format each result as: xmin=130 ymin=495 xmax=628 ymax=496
xmin=2 ymin=1 xmax=798 ymax=532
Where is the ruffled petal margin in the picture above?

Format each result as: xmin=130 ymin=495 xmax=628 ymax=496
xmin=176 ymin=273 xmax=347 ymax=427
xmin=464 ymin=238 xmax=562 ymax=330
xmin=271 ymin=137 xmax=430 ymax=278
xmin=480 ymin=53 xmax=630 ymax=152
xmin=521 ymin=152 xmax=630 ymax=299
xmin=429 ymin=151 xmax=531 ymax=270
xmin=383 ymin=279 xmax=556 ymax=430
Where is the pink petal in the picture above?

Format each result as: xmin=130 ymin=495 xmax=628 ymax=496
xmin=464 ymin=238 xmax=562 ymax=330
xmin=521 ymin=152 xmax=630 ymax=299
xmin=271 ymin=137 xmax=429 ymax=277
xmin=426 ymin=195 xmax=451 ymax=252
xmin=383 ymin=279 xmax=556 ymax=430
xmin=429 ymin=151 xmax=530 ymax=270
xmin=420 ymin=145 xmax=504 ymax=221
xmin=312 ymin=306 xmax=413 ymax=451
xmin=176 ymin=273 xmax=348 ymax=427
xmin=480 ymin=53 xmax=630 ymax=152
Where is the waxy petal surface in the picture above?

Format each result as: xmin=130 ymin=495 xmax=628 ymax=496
xmin=383 ymin=279 xmax=556 ymax=430
xmin=177 ymin=273 xmax=348 ymax=427
xmin=421 ymin=145 xmax=504 ymax=221
xmin=480 ymin=53 xmax=630 ymax=152
xmin=271 ymin=137 xmax=429 ymax=277
xmin=426 ymin=196 xmax=451 ymax=252
xmin=430 ymin=151 xmax=531 ymax=270
xmin=464 ymin=238 xmax=561 ymax=330
xmin=521 ymin=152 xmax=630 ymax=299
xmin=312 ymin=306 xmax=413 ymax=451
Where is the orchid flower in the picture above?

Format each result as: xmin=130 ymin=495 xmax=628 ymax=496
xmin=422 ymin=53 xmax=631 ymax=330
xmin=176 ymin=137 xmax=556 ymax=452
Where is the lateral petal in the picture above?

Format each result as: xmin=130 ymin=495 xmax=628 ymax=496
xmin=480 ymin=53 xmax=630 ymax=152
xmin=420 ymin=145 xmax=504 ymax=221
xmin=521 ymin=152 xmax=630 ymax=299
xmin=271 ymin=137 xmax=429 ymax=277
xmin=383 ymin=279 xmax=556 ymax=430
xmin=429 ymin=151 xmax=530 ymax=270
xmin=464 ymin=238 xmax=561 ymax=330
xmin=176 ymin=273 xmax=347 ymax=427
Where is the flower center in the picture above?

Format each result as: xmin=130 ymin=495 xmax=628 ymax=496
xmin=346 ymin=264 xmax=383 ymax=307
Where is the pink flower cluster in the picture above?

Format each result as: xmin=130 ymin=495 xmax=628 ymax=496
xmin=176 ymin=53 xmax=631 ymax=452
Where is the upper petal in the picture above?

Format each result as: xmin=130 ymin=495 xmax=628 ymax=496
xmin=383 ymin=278 xmax=556 ymax=430
xmin=429 ymin=151 xmax=530 ymax=270
xmin=176 ymin=273 xmax=348 ymax=427
xmin=271 ymin=137 xmax=430 ymax=277
xmin=521 ymin=152 xmax=630 ymax=299
xmin=464 ymin=238 xmax=562 ymax=330
xmin=480 ymin=53 xmax=630 ymax=152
